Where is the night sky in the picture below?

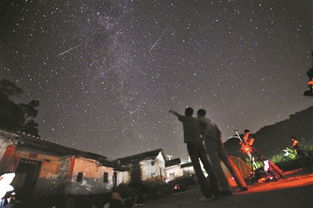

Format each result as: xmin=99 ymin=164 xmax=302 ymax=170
xmin=0 ymin=0 xmax=312 ymax=160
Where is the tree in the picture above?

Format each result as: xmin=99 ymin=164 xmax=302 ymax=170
xmin=0 ymin=79 xmax=40 ymax=136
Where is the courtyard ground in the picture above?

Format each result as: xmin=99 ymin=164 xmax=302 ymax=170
xmin=144 ymin=168 xmax=313 ymax=208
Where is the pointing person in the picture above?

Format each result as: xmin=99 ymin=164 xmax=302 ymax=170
xmin=169 ymin=107 xmax=219 ymax=201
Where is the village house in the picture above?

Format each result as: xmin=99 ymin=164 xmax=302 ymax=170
xmin=180 ymin=162 xmax=195 ymax=176
xmin=179 ymin=158 xmax=251 ymax=185
xmin=116 ymin=149 xmax=166 ymax=182
xmin=164 ymin=158 xmax=182 ymax=181
xmin=0 ymin=130 xmax=130 ymax=201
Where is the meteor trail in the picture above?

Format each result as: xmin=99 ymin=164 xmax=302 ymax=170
xmin=150 ymin=27 xmax=168 ymax=52
xmin=57 ymin=43 xmax=84 ymax=57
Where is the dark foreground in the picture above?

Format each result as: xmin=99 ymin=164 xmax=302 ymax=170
xmin=11 ymin=168 xmax=313 ymax=208
xmin=145 ymin=169 xmax=313 ymax=208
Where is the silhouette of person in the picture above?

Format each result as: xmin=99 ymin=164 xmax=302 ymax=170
xmin=304 ymin=52 xmax=313 ymax=96
xmin=242 ymin=129 xmax=255 ymax=147
xmin=197 ymin=109 xmax=248 ymax=194
xmin=304 ymin=78 xmax=313 ymax=96
xmin=241 ymin=129 xmax=260 ymax=157
xmin=169 ymin=107 xmax=219 ymax=200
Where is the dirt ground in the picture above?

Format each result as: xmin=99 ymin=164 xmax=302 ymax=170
xmin=144 ymin=169 xmax=313 ymax=208
xmin=13 ymin=168 xmax=313 ymax=208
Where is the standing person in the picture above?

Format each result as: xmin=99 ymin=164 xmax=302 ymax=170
xmin=290 ymin=136 xmax=306 ymax=160
xmin=169 ymin=107 xmax=219 ymax=201
xmin=242 ymin=129 xmax=255 ymax=147
xmin=197 ymin=109 xmax=248 ymax=194
xmin=241 ymin=129 xmax=258 ymax=158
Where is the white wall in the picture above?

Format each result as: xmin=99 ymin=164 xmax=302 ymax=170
xmin=165 ymin=165 xmax=183 ymax=181
xmin=115 ymin=170 xmax=131 ymax=185
xmin=139 ymin=152 xmax=166 ymax=181
xmin=68 ymin=157 xmax=114 ymax=195
xmin=181 ymin=166 xmax=195 ymax=176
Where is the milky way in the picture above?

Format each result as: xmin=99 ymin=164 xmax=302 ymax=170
xmin=0 ymin=0 xmax=312 ymax=160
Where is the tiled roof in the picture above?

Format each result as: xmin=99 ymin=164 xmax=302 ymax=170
xmin=165 ymin=158 xmax=181 ymax=167
xmin=116 ymin=148 xmax=165 ymax=165
xmin=180 ymin=162 xmax=193 ymax=168
xmin=0 ymin=130 xmax=118 ymax=167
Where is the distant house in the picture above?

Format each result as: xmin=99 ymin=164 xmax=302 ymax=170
xmin=0 ymin=130 xmax=129 ymax=200
xmin=116 ymin=149 xmax=166 ymax=182
xmin=180 ymin=162 xmax=195 ymax=176
xmin=179 ymin=157 xmax=251 ymax=187
xmin=164 ymin=158 xmax=182 ymax=181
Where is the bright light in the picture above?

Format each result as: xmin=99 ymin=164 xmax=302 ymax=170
xmin=263 ymin=160 xmax=269 ymax=171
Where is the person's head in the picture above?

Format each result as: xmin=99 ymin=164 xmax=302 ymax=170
xmin=290 ymin=136 xmax=296 ymax=141
xmin=184 ymin=107 xmax=193 ymax=117
xmin=197 ymin=109 xmax=206 ymax=117
xmin=244 ymin=129 xmax=250 ymax=134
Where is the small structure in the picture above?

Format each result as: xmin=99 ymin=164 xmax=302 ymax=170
xmin=0 ymin=130 xmax=130 ymax=200
xmin=164 ymin=158 xmax=182 ymax=181
xmin=180 ymin=157 xmax=252 ymax=187
xmin=116 ymin=149 xmax=166 ymax=182
xmin=180 ymin=162 xmax=195 ymax=176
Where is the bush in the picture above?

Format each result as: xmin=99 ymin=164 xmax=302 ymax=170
xmin=112 ymin=180 xmax=172 ymax=203
xmin=271 ymin=144 xmax=313 ymax=171
xmin=141 ymin=180 xmax=172 ymax=200
xmin=271 ymin=145 xmax=313 ymax=163
xmin=271 ymin=152 xmax=294 ymax=163
xmin=167 ymin=176 xmax=196 ymax=193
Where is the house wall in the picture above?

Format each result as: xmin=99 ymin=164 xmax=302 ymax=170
xmin=68 ymin=157 xmax=114 ymax=195
xmin=139 ymin=152 xmax=165 ymax=181
xmin=13 ymin=148 xmax=70 ymax=197
xmin=0 ymin=138 xmax=15 ymax=163
xmin=0 ymin=133 xmax=18 ymax=173
xmin=115 ymin=170 xmax=131 ymax=185
xmin=1 ymin=142 xmax=116 ymax=197
xmin=140 ymin=159 xmax=161 ymax=181
xmin=181 ymin=166 xmax=195 ymax=176
xmin=13 ymin=151 xmax=117 ymax=196
xmin=0 ymin=145 xmax=18 ymax=173
xmin=0 ymin=133 xmax=118 ymax=197
xmin=165 ymin=165 xmax=183 ymax=181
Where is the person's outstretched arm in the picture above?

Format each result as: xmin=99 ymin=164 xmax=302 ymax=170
xmin=169 ymin=109 xmax=181 ymax=117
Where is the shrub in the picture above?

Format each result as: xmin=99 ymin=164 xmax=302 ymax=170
xmin=271 ymin=144 xmax=313 ymax=163
xmin=271 ymin=151 xmax=294 ymax=163
xmin=141 ymin=180 xmax=172 ymax=200
xmin=112 ymin=180 xmax=172 ymax=202
xmin=168 ymin=175 xmax=195 ymax=192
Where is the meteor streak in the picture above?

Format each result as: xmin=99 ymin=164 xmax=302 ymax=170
xmin=57 ymin=43 xmax=84 ymax=57
xmin=150 ymin=27 xmax=168 ymax=52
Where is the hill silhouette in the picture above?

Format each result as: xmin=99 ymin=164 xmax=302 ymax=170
xmin=225 ymin=106 xmax=313 ymax=158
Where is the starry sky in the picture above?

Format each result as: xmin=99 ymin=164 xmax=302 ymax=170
xmin=0 ymin=0 xmax=312 ymax=160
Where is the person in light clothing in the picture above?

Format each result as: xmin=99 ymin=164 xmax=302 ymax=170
xmin=169 ymin=107 xmax=219 ymax=201
xmin=197 ymin=109 xmax=248 ymax=194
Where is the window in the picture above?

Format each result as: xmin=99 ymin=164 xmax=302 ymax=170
xmin=151 ymin=161 xmax=155 ymax=166
xmin=76 ymin=172 xmax=83 ymax=182
xmin=103 ymin=172 xmax=109 ymax=183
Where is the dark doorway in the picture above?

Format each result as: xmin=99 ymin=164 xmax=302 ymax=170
xmin=12 ymin=158 xmax=42 ymax=200
xmin=130 ymin=163 xmax=141 ymax=184
xmin=113 ymin=172 xmax=117 ymax=187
